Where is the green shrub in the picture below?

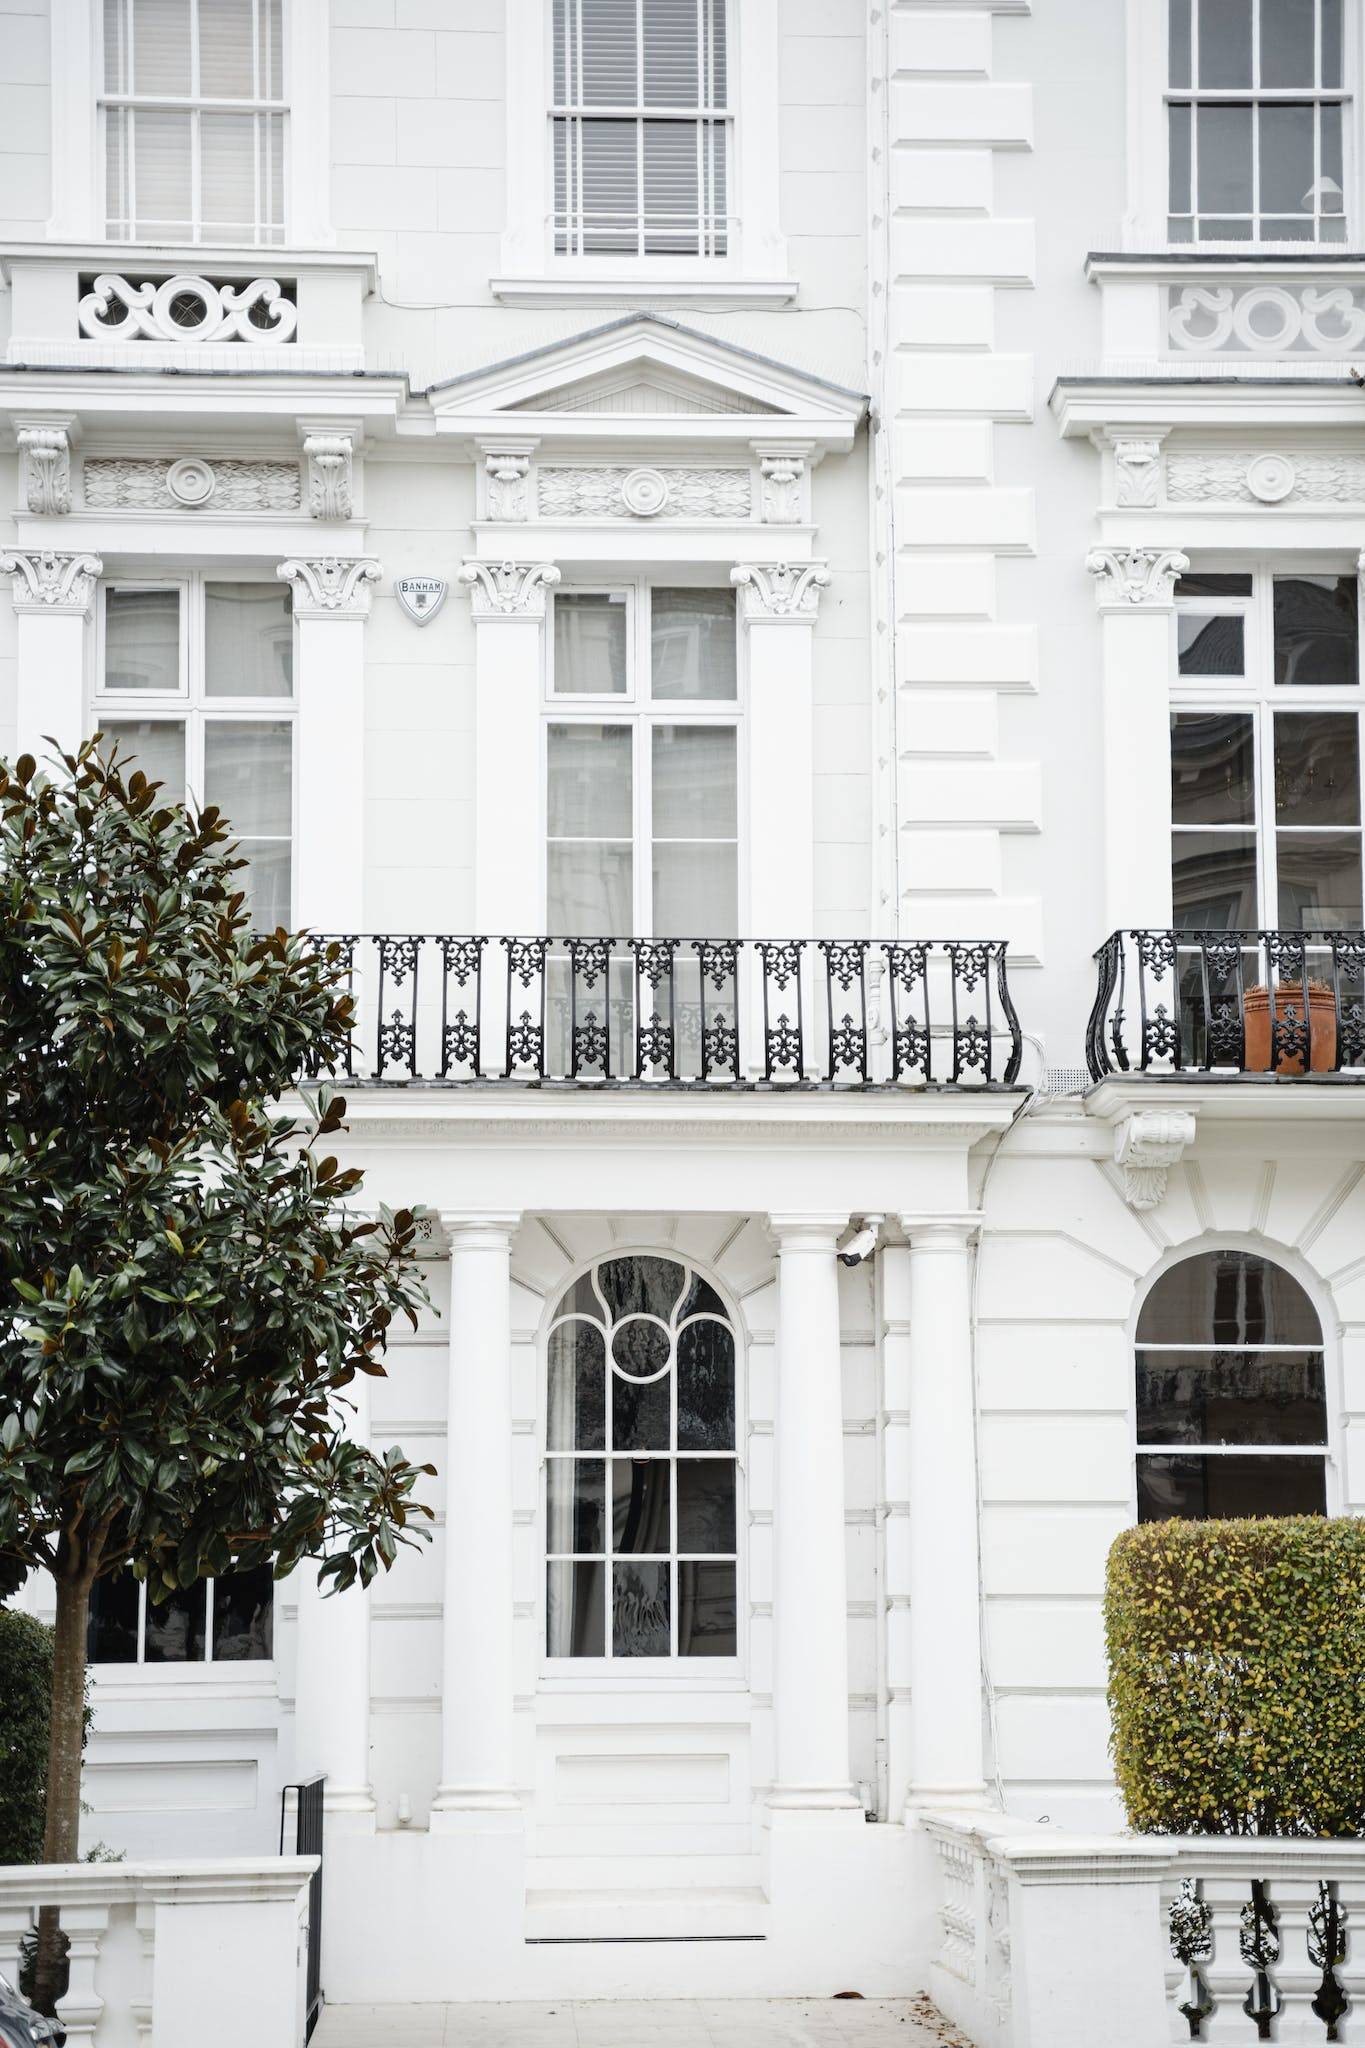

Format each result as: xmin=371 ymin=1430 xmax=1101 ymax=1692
xmin=0 ymin=1609 xmax=54 ymax=1863
xmin=1107 ymin=1517 xmax=1365 ymax=1836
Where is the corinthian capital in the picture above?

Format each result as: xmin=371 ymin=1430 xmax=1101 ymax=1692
xmin=458 ymin=559 xmax=561 ymax=620
xmin=277 ymin=556 xmax=381 ymax=618
xmin=731 ymin=560 xmax=831 ymax=621
xmin=1085 ymin=546 xmax=1190 ymax=609
xmin=1 ymin=549 xmax=102 ymax=615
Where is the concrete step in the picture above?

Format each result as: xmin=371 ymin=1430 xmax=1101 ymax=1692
xmin=524 ymin=1852 xmax=764 ymax=1892
xmin=524 ymin=1885 xmax=771 ymax=1943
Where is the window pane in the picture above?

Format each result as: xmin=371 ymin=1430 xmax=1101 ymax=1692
xmin=199 ymin=0 xmax=256 ymax=96
xmin=1137 ymin=1349 xmax=1327 ymax=1446
xmin=1321 ymin=100 xmax=1345 ymax=218
xmin=144 ymin=1580 xmax=207 ymax=1662
xmin=205 ymin=583 xmax=293 ymax=698
xmin=1259 ymin=102 xmax=1315 ymax=219
xmin=1169 ymin=101 xmax=1192 ymax=216
xmin=579 ymin=0 xmax=638 ymax=102
xmin=204 ymin=721 xmax=291 ymax=838
xmin=1197 ymin=103 xmax=1253 ymax=214
xmin=104 ymin=0 xmax=128 ymax=91
xmin=653 ymin=843 xmax=738 ymax=939
xmin=644 ymin=119 xmax=700 ymax=253
xmin=1137 ymin=1453 xmax=1327 ymax=1521
xmin=612 ymin=1561 xmax=669 ymax=1656
xmin=97 ymin=719 xmax=186 ymax=804
xmin=1322 ymin=0 xmax=1344 ymax=88
xmin=130 ymin=0 xmax=191 ymax=94
xmin=1274 ymin=576 xmax=1359 ymax=686
xmin=611 ymin=1369 xmax=671 ymax=1452
xmin=1177 ymin=613 xmax=1245 ymax=677
xmin=652 ymin=725 xmax=737 ymax=838
xmin=643 ymin=0 xmax=699 ymax=105
xmin=87 ymin=1570 xmax=140 ymax=1663
xmin=105 ymin=587 xmax=181 ymax=693
xmin=1260 ymin=0 xmax=1316 ymax=86
xmin=676 ymin=1460 xmax=735 ymax=1553
xmin=547 ymin=1559 xmax=605 ymax=1656
xmin=678 ymin=1560 xmax=735 ymax=1656
xmin=548 ymin=1320 xmax=607 ymax=1451
xmin=1274 ymin=713 xmax=1361 ymax=825
xmin=578 ymin=117 xmax=640 ymax=251
xmin=1171 ymin=713 xmax=1256 ymax=824
xmin=200 ymin=113 xmax=259 ymax=239
xmin=547 ymin=843 xmax=634 ymax=936
xmin=548 ymin=1458 xmax=607 ymax=1553
xmin=1198 ymin=0 xmax=1252 ymax=85
xmin=547 ymin=724 xmax=632 ymax=836
xmin=1138 ymin=1252 xmax=1323 ymax=1345
xmin=650 ymin=589 xmax=737 ymax=700
xmin=1276 ymin=829 xmax=1363 ymax=928
xmin=129 ymin=108 xmax=194 ymax=238
xmin=1176 ymin=572 xmax=1254 ymax=598
xmin=554 ymin=593 xmax=628 ymax=695
xmin=1169 ymin=0 xmax=1192 ymax=86
xmin=677 ymin=1321 xmax=735 ymax=1450
xmin=211 ymin=1566 xmax=274 ymax=1660
xmin=598 ymin=1255 xmax=687 ymax=1322
xmin=612 ymin=1457 xmax=671 ymax=1553
xmin=1173 ymin=829 xmax=1259 ymax=929
xmin=238 ymin=840 xmax=291 ymax=932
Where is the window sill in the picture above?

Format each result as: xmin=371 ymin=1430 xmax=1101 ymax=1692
xmin=491 ymin=273 xmax=799 ymax=310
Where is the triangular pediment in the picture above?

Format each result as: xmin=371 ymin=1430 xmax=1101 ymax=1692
xmin=427 ymin=313 xmax=866 ymax=434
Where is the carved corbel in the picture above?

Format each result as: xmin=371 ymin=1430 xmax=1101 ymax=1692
xmin=16 ymin=422 xmax=74 ymax=516
xmin=1113 ymin=1109 xmax=1197 ymax=1212
xmin=302 ymin=434 xmax=354 ymax=521
xmin=1093 ymin=429 xmax=1169 ymax=511
xmin=753 ymin=442 xmax=812 ymax=524
xmin=479 ymin=443 xmax=537 ymax=522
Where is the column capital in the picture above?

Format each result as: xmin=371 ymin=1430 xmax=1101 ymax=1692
xmin=1 ymin=548 xmax=102 ymax=616
xmin=1086 ymin=544 xmax=1190 ymax=611
xmin=899 ymin=1212 xmax=983 ymax=1249
xmin=277 ymin=555 xmax=381 ymax=617
xmin=440 ymin=1211 xmax=522 ymax=1251
xmin=732 ymin=560 xmax=830 ymax=622
xmin=766 ymin=1212 xmax=849 ymax=1252
xmin=459 ymin=558 xmax=560 ymax=620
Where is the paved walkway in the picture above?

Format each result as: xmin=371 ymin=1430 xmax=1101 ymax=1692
xmin=314 ymin=1996 xmax=969 ymax=2047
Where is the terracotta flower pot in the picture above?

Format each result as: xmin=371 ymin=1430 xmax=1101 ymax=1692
xmin=1242 ymin=980 xmax=1337 ymax=1075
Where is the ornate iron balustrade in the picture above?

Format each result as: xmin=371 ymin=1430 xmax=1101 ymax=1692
xmin=1088 ymin=929 xmax=1365 ymax=1080
xmin=307 ymin=935 xmax=1023 ymax=1089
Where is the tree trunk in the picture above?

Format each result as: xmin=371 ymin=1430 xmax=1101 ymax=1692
xmin=31 ymin=1570 xmax=92 ymax=2016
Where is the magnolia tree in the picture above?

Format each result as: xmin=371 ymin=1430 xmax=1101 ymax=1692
xmin=0 ymin=741 xmax=433 ymax=2009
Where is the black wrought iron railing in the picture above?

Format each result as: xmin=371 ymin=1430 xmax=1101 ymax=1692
xmin=306 ymin=935 xmax=1023 ymax=1089
xmin=280 ymin=1775 xmax=324 ymax=2039
xmin=1087 ymin=929 xmax=1365 ymax=1080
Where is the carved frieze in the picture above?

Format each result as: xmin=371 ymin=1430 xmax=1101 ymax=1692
xmin=0 ymin=549 xmax=103 ymax=615
xmin=17 ymin=428 xmax=71 ymax=515
xmin=303 ymin=435 xmax=354 ymax=520
xmin=537 ymin=466 xmax=751 ymax=520
xmin=83 ymin=458 xmax=302 ymax=512
xmin=77 ymin=273 xmax=298 ymax=345
xmin=1166 ymin=450 xmax=1365 ymax=505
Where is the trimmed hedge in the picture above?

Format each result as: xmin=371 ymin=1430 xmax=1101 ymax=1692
xmin=0 ymin=1609 xmax=54 ymax=1863
xmin=1107 ymin=1516 xmax=1365 ymax=1837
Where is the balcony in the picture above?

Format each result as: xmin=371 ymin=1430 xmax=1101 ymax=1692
xmin=1087 ymin=929 xmax=1365 ymax=1080
xmin=312 ymin=936 xmax=1023 ymax=1090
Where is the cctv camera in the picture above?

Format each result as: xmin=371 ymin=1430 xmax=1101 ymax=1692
xmin=838 ymin=1224 xmax=878 ymax=1267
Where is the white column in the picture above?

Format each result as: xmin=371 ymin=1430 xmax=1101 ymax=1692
xmin=902 ymin=1215 xmax=989 ymax=1810
xmin=767 ymin=1214 xmax=860 ymax=1814
xmin=460 ymin=560 xmax=560 ymax=934
xmin=291 ymin=1367 xmax=375 ymax=1825
xmin=733 ymin=562 xmax=830 ymax=937
xmin=1 ymin=550 xmax=103 ymax=764
xmin=1086 ymin=545 xmax=1188 ymax=934
xmin=432 ymin=1212 xmax=522 ymax=1823
xmin=277 ymin=556 xmax=380 ymax=932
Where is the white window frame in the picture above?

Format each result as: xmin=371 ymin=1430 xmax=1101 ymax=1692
xmin=94 ymin=572 xmax=298 ymax=926
xmin=539 ymin=1250 xmax=746 ymax=1678
xmin=47 ymin=0 xmax=334 ymax=247
xmin=543 ymin=577 xmax=746 ymax=937
xmin=1129 ymin=1239 xmax=1339 ymax=1523
xmin=496 ymin=0 xmax=793 ymax=303
xmin=1124 ymin=0 xmax=1364 ymax=248
xmin=1170 ymin=558 xmax=1365 ymax=930
xmin=87 ymin=1571 xmax=276 ymax=1669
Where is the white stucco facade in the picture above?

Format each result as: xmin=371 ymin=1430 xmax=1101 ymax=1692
xmin=6 ymin=0 xmax=1365 ymax=2006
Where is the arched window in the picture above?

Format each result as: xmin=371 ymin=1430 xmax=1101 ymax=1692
xmin=1136 ymin=1249 xmax=1328 ymax=1521
xmin=545 ymin=1253 xmax=738 ymax=1661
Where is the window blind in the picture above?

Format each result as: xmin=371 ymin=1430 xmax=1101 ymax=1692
xmin=552 ymin=0 xmax=730 ymax=257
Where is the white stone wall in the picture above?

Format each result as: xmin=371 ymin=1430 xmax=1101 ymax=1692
xmin=0 ymin=0 xmax=49 ymax=239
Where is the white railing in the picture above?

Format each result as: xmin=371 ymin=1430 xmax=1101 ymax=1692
xmin=924 ymin=1813 xmax=1365 ymax=2048
xmin=0 ymin=1858 xmax=317 ymax=2048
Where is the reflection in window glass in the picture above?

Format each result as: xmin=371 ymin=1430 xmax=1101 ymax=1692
xmin=144 ymin=1582 xmax=207 ymax=1664
xmin=104 ymin=588 xmax=181 ymax=693
xmin=87 ymin=1569 xmax=274 ymax=1663
xmin=545 ymin=1254 xmax=738 ymax=1659
xmin=1274 ymin=577 xmax=1359 ymax=686
xmin=1135 ymin=1250 xmax=1328 ymax=1521
xmin=553 ymin=593 xmax=629 ymax=695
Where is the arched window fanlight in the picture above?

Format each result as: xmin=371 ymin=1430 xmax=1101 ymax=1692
xmin=545 ymin=1253 xmax=738 ymax=1660
xmin=1136 ymin=1249 xmax=1328 ymax=1521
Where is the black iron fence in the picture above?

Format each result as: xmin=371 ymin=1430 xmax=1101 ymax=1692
xmin=1088 ymin=929 xmax=1365 ymax=1080
xmin=280 ymin=1775 xmax=324 ymax=2038
xmin=306 ymin=935 xmax=1023 ymax=1089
